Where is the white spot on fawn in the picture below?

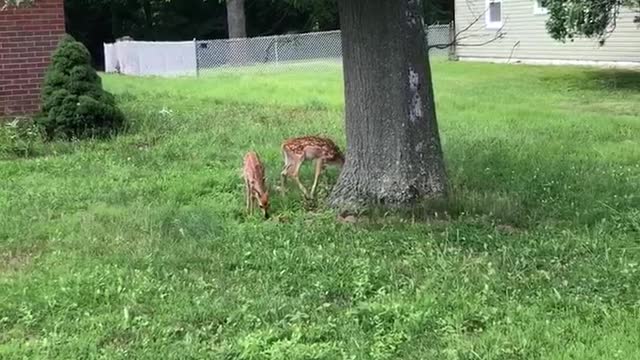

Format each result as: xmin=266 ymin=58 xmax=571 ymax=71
xmin=409 ymin=67 xmax=422 ymax=123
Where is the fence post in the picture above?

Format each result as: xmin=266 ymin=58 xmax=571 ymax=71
xmin=448 ymin=22 xmax=457 ymax=61
xmin=274 ymin=35 xmax=279 ymax=66
xmin=194 ymin=38 xmax=200 ymax=77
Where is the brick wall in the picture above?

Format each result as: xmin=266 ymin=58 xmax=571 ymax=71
xmin=0 ymin=0 xmax=65 ymax=116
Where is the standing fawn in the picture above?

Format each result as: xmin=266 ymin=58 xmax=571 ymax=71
xmin=280 ymin=136 xmax=345 ymax=198
xmin=243 ymin=151 xmax=270 ymax=219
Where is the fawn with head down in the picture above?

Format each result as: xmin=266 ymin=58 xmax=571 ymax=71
xmin=243 ymin=151 xmax=270 ymax=219
xmin=280 ymin=135 xmax=344 ymax=199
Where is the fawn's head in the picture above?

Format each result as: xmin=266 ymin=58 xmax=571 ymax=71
xmin=331 ymin=151 xmax=345 ymax=168
xmin=255 ymin=189 xmax=270 ymax=219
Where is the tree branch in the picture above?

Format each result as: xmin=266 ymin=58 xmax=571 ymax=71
xmin=599 ymin=2 xmax=621 ymax=45
xmin=427 ymin=8 xmax=506 ymax=50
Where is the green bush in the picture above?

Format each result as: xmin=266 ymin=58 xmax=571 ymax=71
xmin=38 ymin=35 xmax=125 ymax=139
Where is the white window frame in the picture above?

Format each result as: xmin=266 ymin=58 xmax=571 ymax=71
xmin=485 ymin=0 xmax=504 ymax=29
xmin=533 ymin=0 xmax=548 ymax=15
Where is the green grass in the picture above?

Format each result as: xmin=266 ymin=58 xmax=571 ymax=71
xmin=1 ymin=60 xmax=640 ymax=359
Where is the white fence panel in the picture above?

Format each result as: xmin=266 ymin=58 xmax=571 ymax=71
xmin=104 ymin=40 xmax=197 ymax=77
xmin=103 ymin=43 xmax=117 ymax=73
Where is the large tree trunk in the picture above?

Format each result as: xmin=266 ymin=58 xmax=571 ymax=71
xmin=330 ymin=0 xmax=447 ymax=213
xmin=226 ymin=0 xmax=247 ymax=66
xmin=141 ymin=0 xmax=153 ymax=40
xmin=226 ymin=0 xmax=247 ymax=39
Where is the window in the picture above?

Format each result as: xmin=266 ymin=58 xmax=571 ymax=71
xmin=486 ymin=0 xmax=503 ymax=29
xmin=534 ymin=0 xmax=548 ymax=15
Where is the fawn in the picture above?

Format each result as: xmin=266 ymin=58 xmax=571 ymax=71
xmin=280 ymin=136 xmax=344 ymax=198
xmin=243 ymin=151 xmax=270 ymax=219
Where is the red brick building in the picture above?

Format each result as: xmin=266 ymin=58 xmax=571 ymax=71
xmin=0 ymin=0 xmax=66 ymax=116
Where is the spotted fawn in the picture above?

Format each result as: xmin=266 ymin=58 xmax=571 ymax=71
xmin=243 ymin=151 xmax=270 ymax=218
xmin=280 ymin=136 xmax=344 ymax=198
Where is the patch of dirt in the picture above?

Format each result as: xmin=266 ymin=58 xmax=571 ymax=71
xmin=337 ymin=214 xmax=357 ymax=224
xmin=336 ymin=214 xmax=371 ymax=225
xmin=495 ymin=224 xmax=523 ymax=235
xmin=0 ymin=249 xmax=38 ymax=275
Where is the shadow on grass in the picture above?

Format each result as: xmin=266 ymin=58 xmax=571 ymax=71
xmin=583 ymin=69 xmax=640 ymax=92
xmin=541 ymin=68 xmax=640 ymax=93
xmin=341 ymin=136 xmax=639 ymax=231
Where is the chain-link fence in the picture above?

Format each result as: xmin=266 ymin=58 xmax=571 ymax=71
xmin=104 ymin=24 xmax=453 ymax=77
xmin=196 ymin=30 xmax=342 ymax=73
xmin=426 ymin=23 xmax=453 ymax=57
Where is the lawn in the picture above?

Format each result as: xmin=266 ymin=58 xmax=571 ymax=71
xmin=1 ymin=60 xmax=640 ymax=359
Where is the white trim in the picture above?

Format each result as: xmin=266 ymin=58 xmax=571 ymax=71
xmin=457 ymin=56 xmax=640 ymax=69
xmin=485 ymin=0 xmax=503 ymax=29
xmin=533 ymin=0 xmax=548 ymax=15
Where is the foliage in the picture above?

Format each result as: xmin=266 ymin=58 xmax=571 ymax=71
xmin=0 ymin=0 xmax=34 ymax=10
xmin=423 ymin=0 xmax=454 ymax=25
xmin=2 ymin=62 xmax=640 ymax=357
xmin=0 ymin=118 xmax=43 ymax=158
xmin=65 ymin=0 xmax=337 ymax=68
xmin=38 ymin=35 xmax=125 ymax=140
xmin=292 ymin=0 xmax=339 ymax=31
xmin=545 ymin=0 xmax=640 ymax=42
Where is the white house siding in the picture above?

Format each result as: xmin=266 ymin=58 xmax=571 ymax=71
xmin=454 ymin=0 xmax=640 ymax=65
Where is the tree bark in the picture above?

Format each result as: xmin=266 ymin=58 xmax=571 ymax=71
xmin=226 ymin=0 xmax=247 ymax=65
xmin=226 ymin=0 xmax=247 ymax=39
xmin=330 ymin=0 xmax=447 ymax=213
xmin=141 ymin=0 xmax=154 ymax=40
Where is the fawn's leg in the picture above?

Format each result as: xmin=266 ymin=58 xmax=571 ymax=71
xmin=310 ymin=159 xmax=324 ymax=198
xmin=253 ymin=195 xmax=258 ymax=214
xmin=280 ymin=150 xmax=291 ymax=192
xmin=245 ymin=180 xmax=251 ymax=213
xmin=291 ymin=157 xmax=309 ymax=197
xmin=280 ymin=166 xmax=289 ymax=193
xmin=249 ymin=188 xmax=255 ymax=215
